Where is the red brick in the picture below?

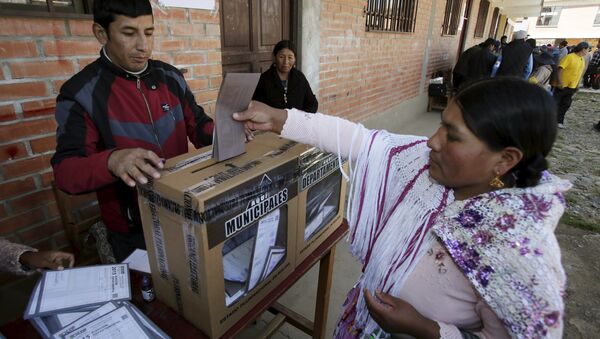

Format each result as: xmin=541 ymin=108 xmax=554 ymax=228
xmin=29 ymin=237 xmax=52 ymax=250
xmin=52 ymin=79 xmax=67 ymax=94
xmin=19 ymin=217 xmax=63 ymax=244
xmin=0 ymin=142 xmax=28 ymax=162
xmin=0 ymin=67 xmax=4 ymax=80
xmin=190 ymin=9 xmax=220 ymax=23
xmin=195 ymin=89 xmax=219 ymax=103
xmin=0 ymin=117 xmax=56 ymax=143
xmin=0 ymin=41 xmax=38 ymax=59
xmin=9 ymin=189 xmax=55 ymax=214
xmin=0 ymin=204 xmax=6 ymax=219
xmin=155 ymin=39 xmax=186 ymax=52
xmin=173 ymin=52 xmax=206 ymax=65
xmin=11 ymin=60 xmax=76 ymax=79
xmin=0 ymin=104 xmax=17 ymax=123
xmin=30 ymin=135 xmax=57 ymax=154
xmin=209 ymin=76 xmax=223 ymax=89
xmin=186 ymin=78 xmax=209 ymax=92
xmin=43 ymin=40 xmax=100 ymax=57
xmin=193 ymin=64 xmax=222 ymax=77
xmin=46 ymin=201 xmax=60 ymax=219
xmin=1 ymin=154 xmax=53 ymax=180
xmin=0 ymin=82 xmax=48 ymax=100
xmin=0 ymin=18 xmax=67 ymax=37
xmin=68 ymin=19 xmax=94 ymax=36
xmin=205 ymin=24 xmax=220 ymax=36
xmin=154 ymin=7 xmax=188 ymax=21
xmin=170 ymin=23 xmax=195 ymax=36
xmin=0 ymin=177 xmax=36 ymax=200
xmin=40 ymin=171 xmax=55 ymax=188
xmin=207 ymin=51 xmax=222 ymax=63
xmin=53 ymin=231 xmax=69 ymax=250
xmin=0 ymin=208 xmax=45 ymax=236
xmin=190 ymin=38 xmax=221 ymax=50
xmin=78 ymin=57 xmax=98 ymax=69
xmin=22 ymin=100 xmax=56 ymax=119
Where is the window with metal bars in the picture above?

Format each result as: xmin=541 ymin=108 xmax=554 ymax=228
xmin=364 ymin=0 xmax=419 ymax=33
xmin=488 ymin=7 xmax=500 ymax=38
xmin=0 ymin=0 xmax=92 ymax=18
xmin=536 ymin=7 xmax=562 ymax=27
xmin=473 ymin=0 xmax=489 ymax=38
xmin=441 ymin=0 xmax=464 ymax=36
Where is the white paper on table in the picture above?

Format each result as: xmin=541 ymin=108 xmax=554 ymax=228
xmin=119 ymin=301 xmax=171 ymax=339
xmin=222 ymin=237 xmax=254 ymax=282
xmin=65 ymin=306 xmax=151 ymax=339
xmin=260 ymin=247 xmax=285 ymax=280
xmin=54 ymin=311 xmax=90 ymax=328
xmin=51 ymin=302 xmax=118 ymax=339
xmin=24 ymin=279 xmax=42 ymax=319
xmin=305 ymin=205 xmax=336 ymax=241
xmin=36 ymin=264 xmax=130 ymax=315
xmin=247 ymin=209 xmax=280 ymax=290
xmin=122 ymin=249 xmax=151 ymax=274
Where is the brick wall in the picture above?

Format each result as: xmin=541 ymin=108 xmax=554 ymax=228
xmin=0 ymin=8 xmax=222 ymax=254
xmin=318 ymin=0 xmax=462 ymax=121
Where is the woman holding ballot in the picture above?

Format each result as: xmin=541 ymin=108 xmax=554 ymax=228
xmin=234 ymin=78 xmax=567 ymax=338
xmin=252 ymin=40 xmax=318 ymax=113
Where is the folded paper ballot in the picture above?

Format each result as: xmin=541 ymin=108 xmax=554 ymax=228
xmin=212 ymin=72 xmax=260 ymax=161
xmin=24 ymin=264 xmax=169 ymax=339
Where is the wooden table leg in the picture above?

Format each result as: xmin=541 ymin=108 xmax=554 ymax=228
xmin=313 ymin=246 xmax=336 ymax=339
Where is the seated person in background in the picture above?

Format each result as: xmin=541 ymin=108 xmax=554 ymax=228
xmin=0 ymin=238 xmax=74 ymax=274
xmin=252 ymin=40 xmax=318 ymax=113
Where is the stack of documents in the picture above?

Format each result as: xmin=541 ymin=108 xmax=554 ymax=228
xmin=23 ymin=264 xmax=169 ymax=339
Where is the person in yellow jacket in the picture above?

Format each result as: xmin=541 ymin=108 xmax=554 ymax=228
xmin=553 ymin=42 xmax=589 ymax=128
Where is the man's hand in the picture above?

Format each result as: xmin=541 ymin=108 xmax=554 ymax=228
xmin=20 ymin=250 xmax=75 ymax=272
xmin=364 ymin=289 xmax=439 ymax=338
xmin=233 ymin=101 xmax=288 ymax=134
xmin=108 ymin=148 xmax=163 ymax=187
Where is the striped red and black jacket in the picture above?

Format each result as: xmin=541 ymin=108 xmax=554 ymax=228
xmin=52 ymin=51 xmax=214 ymax=233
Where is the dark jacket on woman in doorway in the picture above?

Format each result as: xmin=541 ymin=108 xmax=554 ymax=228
xmin=496 ymin=40 xmax=533 ymax=77
xmin=252 ymin=65 xmax=318 ymax=113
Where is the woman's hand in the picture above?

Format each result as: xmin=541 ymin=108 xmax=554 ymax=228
xmin=364 ymin=288 xmax=440 ymax=339
xmin=233 ymin=101 xmax=288 ymax=135
xmin=20 ymin=250 xmax=75 ymax=272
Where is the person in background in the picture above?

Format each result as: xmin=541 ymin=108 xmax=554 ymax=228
xmin=500 ymin=35 xmax=508 ymax=50
xmin=494 ymin=30 xmax=533 ymax=79
xmin=529 ymin=51 xmax=555 ymax=92
xmin=52 ymin=0 xmax=214 ymax=262
xmin=554 ymin=42 xmax=589 ymax=129
xmin=465 ymin=38 xmax=497 ymax=86
xmin=252 ymin=40 xmax=318 ymax=113
xmin=557 ymin=40 xmax=569 ymax=62
xmin=582 ymin=39 xmax=600 ymax=88
xmin=234 ymin=78 xmax=567 ymax=338
xmin=0 ymin=238 xmax=74 ymax=275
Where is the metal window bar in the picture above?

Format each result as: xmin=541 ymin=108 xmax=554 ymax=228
xmin=365 ymin=0 xmax=419 ymax=33
xmin=442 ymin=0 xmax=463 ymax=35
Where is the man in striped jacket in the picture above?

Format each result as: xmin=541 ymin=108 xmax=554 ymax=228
xmin=52 ymin=0 xmax=214 ymax=261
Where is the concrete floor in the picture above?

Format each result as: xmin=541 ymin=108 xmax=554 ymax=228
xmin=0 ymin=108 xmax=442 ymax=338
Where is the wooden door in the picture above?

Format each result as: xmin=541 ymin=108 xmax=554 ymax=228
xmin=220 ymin=0 xmax=291 ymax=74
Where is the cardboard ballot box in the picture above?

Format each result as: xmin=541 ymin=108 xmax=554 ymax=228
xmin=295 ymin=148 xmax=347 ymax=264
xmin=137 ymin=134 xmax=303 ymax=338
xmin=137 ymin=133 xmax=347 ymax=337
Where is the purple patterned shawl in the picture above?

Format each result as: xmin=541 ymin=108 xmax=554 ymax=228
xmin=336 ymin=130 xmax=569 ymax=339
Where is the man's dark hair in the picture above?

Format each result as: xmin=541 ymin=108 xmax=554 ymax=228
xmin=500 ymin=35 xmax=507 ymax=42
xmin=455 ymin=78 xmax=557 ymax=188
xmin=480 ymin=38 xmax=496 ymax=49
xmin=93 ymin=0 xmax=153 ymax=33
xmin=559 ymin=40 xmax=568 ymax=47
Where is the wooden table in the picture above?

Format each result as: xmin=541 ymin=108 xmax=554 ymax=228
xmin=0 ymin=220 xmax=349 ymax=339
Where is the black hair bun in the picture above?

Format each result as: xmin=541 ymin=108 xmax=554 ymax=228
xmin=513 ymin=154 xmax=548 ymax=187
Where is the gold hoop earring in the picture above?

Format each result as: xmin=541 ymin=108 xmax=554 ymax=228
xmin=490 ymin=175 xmax=505 ymax=189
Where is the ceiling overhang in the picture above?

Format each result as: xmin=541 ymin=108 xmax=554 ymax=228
xmin=490 ymin=0 xmax=600 ymax=19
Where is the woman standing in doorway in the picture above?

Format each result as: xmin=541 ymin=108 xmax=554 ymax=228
xmin=252 ymin=40 xmax=318 ymax=113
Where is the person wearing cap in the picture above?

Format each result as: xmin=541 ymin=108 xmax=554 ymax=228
xmin=583 ymin=39 xmax=600 ymax=88
xmin=529 ymin=51 xmax=555 ymax=92
xmin=554 ymin=42 xmax=589 ymax=128
xmin=494 ymin=30 xmax=533 ymax=79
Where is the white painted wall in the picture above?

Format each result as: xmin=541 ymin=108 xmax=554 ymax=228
xmin=526 ymin=6 xmax=600 ymax=39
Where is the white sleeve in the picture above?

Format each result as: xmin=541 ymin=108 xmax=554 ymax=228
xmin=280 ymin=108 xmax=370 ymax=162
